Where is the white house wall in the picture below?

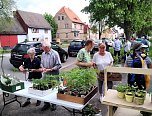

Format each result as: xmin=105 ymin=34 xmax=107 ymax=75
xmin=17 ymin=35 xmax=27 ymax=43
xmin=27 ymin=28 xmax=52 ymax=42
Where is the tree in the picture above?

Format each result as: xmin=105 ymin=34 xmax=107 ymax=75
xmin=90 ymin=25 xmax=98 ymax=34
xmin=82 ymin=0 xmax=152 ymax=40
xmin=43 ymin=13 xmax=58 ymax=39
xmin=0 ymin=0 xmax=16 ymax=31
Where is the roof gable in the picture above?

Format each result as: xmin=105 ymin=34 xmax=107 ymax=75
xmin=56 ymin=6 xmax=83 ymax=24
xmin=0 ymin=18 xmax=26 ymax=35
xmin=16 ymin=10 xmax=51 ymax=29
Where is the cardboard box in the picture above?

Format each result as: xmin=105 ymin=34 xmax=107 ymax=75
xmin=28 ymin=87 xmax=57 ymax=97
xmin=0 ymin=82 xmax=24 ymax=92
xmin=57 ymin=86 xmax=98 ymax=104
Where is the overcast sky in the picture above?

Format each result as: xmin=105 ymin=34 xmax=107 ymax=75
xmin=15 ymin=0 xmax=90 ymax=24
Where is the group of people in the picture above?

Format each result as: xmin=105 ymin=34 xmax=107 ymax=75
xmin=19 ymin=41 xmax=61 ymax=111
xmin=76 ymin=39 xmax=152 ymax=115
xmin=19 ymin=38 xmax=151 ymax=114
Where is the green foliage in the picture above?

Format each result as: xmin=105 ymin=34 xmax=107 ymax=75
xmin=135 ymin=90 xmax=146 ymax=98
xmin=82 ymin=0 xmax=152 ymax=39
xmin=43 ymin=13 xmax=58 ymax=39
xmin=116 ymin=84 xmax=128 ymax=92
xmin=60 ymin=68 xmax=97 ymax=91
xmin=0 ymin=0 xmax=16 ymax=31
xmin=32 ymin=75 xmax=60 ymax=90
xmin=90 ymin=25 xmax=98 ymax=34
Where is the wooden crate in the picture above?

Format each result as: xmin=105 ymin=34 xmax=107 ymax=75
xmin=57 ymin=87 xmax=98 ymax=104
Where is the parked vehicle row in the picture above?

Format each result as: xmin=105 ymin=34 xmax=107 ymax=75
xmin=10 ymin=41 xmax=68 ymax=68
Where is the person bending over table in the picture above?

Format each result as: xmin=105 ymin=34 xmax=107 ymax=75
xmin=40 ymin=41 xmax=62 ymax=111
xmin=19 ymin=47 xmax=42 ymax=107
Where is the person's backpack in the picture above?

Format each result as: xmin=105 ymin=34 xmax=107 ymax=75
xmin=128 ymin=53 xmax=148 ymax=90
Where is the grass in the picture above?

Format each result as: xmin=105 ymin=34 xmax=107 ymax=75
xmin=0 ymin=48 xmax=11 ymax=54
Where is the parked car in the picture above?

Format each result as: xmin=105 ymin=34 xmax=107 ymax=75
xmin=10 ymin=41 xmax=68 ymax=68
xmin=68 ymin=39 xmax=95 ymax=57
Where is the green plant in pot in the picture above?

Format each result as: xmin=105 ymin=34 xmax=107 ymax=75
xmin=32 ymin=75 xmax=60 ymax=90
xmin=125 ymin=86 xmax=135 ymax=103
xmin=134 ymin=90 xmax=146 ymax=105
xmin=59 ymin=68 xmax=97 ymax=97
xmin=116 ymin=84 xmax=128 ymax=99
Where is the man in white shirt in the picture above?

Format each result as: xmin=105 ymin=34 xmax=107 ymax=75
xmin=113 ymin=38 xmax=122 ymax=62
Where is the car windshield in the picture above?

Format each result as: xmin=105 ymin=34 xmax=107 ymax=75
xmin=70 ymin=41 xmax=82 ymax=46
xmin=13 ymin=44 xmax=31 ymax=52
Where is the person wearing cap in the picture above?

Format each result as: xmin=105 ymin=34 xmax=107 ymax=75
xmin=92 ymin=43 xmax=114 ymax=102
xmin=19 ymin=47 xmax=42 ymax=107
xmin=41 ymin=41 xmax=61 ymax=111
xmin=76 ymin=40 xmax=94 ymax=68
xmin=124 ymin=42 xmax=152 ymax=115
xmin=124 ymin=43 xmax=152 ymax=68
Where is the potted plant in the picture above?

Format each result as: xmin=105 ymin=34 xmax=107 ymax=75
xmin=59 ymin=68 xmax=97 ymax=96
xmin=125 ymin=86 xmax=135 ymax=103
xmin=116 ymin=84 xmax=127 ymax=99
xmin=0 ymin=74 xmax=24 ymax=92
xmin=134 ymin=90 xmax=146 ymax=105
xmin=57 ymin=68 xmax=98 ymax=104
xmin=28 ymin=75 xmax=60 ymax=96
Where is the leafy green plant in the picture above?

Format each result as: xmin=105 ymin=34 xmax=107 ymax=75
xmin=135 ymin=90 xmax=146 ymax=98
xmin=116 ymin=84 xmax=128 ymax=92
xmin=59 ymin=68 xmax=97 ymax=92
xmin=32 ymin=75 xmax=60 ymax=90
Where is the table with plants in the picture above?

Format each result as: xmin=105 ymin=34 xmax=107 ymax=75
xmin=102 ymin=66 xmax=152 ymax=116
xmin=0 ymin=68 xmax=100 ymax=116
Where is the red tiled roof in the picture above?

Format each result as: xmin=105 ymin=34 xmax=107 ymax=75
xmin=56 ymin=6 xmax=83 ymax=24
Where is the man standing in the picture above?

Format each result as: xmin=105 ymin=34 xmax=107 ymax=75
xmin=19 ymin=48 xmax=42 ymax=107
xmin=113 ymin=38 xmax=122 ymax=62
xmin=75 ymin=40 xmax=94 ymax=68
xmin=41 ymin=41 xmax=62 ymax=111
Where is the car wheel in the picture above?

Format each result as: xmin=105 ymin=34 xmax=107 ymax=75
xmin=61 ymin=54 xmax=67 ymax=63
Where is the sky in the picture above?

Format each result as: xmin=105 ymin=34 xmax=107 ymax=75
xmin=15 ymin=0 xmax=90 ymax=24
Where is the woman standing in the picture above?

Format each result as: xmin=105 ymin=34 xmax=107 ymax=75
xmin=92 ymin=43 xmax=114 ymax=101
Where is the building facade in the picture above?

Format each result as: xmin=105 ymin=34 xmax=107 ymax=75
xmin=54 ymin=6 xmax=87 ymax=42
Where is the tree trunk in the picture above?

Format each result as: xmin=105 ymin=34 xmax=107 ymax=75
xmin=124 ymin=21 xmax=132 ymax=40
xmin=99 ymin=22 xmax=101 ymax=39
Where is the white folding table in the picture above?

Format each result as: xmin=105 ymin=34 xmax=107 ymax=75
xmin=0 ymin=81 xmax=96 ymax=116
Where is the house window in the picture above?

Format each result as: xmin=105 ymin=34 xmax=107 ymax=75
xmin=65 ymin=24 xmax=69 ymax=29
xmin=32 ymin=28 xmax=39 ymax=33
xmin=33 ymin=38 xmax=39 ymax=41
xmin=57 ymin=33 xmax=59 ymax=38
xmin=74 ymin=24 xmax=76 ymax=28
xmin=58 ymin=16 xmax=60 ymax=20
xmin=74 ymin=32 xmax=78 ymax=37
xmin=80 ymin=25 xmax=83 ymax=30
xmin=62 ymin=16 xmax=64 ymax=20
xmin=44 ymin=29 xmax=48 ymax=33
xmin=66 ymin=33 xmax=68 ymax=38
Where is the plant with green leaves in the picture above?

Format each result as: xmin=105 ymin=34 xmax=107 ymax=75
xmin=60 ymin=68 xmax=97 ymax=92
xmin=116 ymin=84 xmax=128 ymax=93
xmin=32 ymin=75 xmax=60 ymax=90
